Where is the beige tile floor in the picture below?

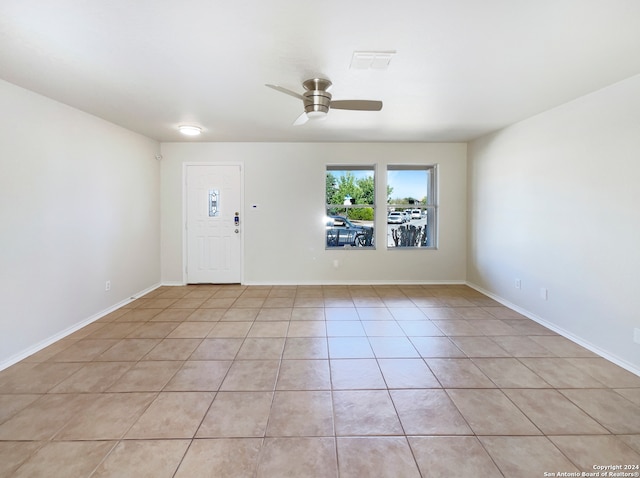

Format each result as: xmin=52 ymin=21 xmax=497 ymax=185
xmin=1 ymin=284 xmax=639 ymax=477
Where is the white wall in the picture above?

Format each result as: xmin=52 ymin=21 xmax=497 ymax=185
xmin=160 ymin=142 xmax=467 ymax=285
xmin=0 ymin=80 xmax=161 ymax=368
xmin=467 ymin=74 xmax=640 ymax=371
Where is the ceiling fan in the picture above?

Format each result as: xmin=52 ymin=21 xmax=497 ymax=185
xmin=266 ymin=78 xmax=383 ymax=125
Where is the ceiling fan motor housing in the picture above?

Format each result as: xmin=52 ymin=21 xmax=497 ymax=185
xmin=303 ymin=90 xmax=331 ymax=115
xmin=303 ymin=78 xmax=332 ymax=115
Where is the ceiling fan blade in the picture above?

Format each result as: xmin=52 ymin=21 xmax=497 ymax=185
xmin=266 ymin=84 xmax=305 ymax=101
xmin=330 ymin=100 xmax=383 ymax=111
xmin=293 ymin=112 xmax=308 ymax=126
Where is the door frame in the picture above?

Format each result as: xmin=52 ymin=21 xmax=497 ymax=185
xmin=182 ymin=162 xmax=245 ymax=285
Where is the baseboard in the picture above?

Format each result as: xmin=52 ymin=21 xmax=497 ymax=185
xmin=0 ymin=282 xmax=162 ymax=372
xmin=466 ymin=281 xmax=640 ymax=377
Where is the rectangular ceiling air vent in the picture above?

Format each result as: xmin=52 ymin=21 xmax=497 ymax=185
xmin=350 ymin=51 xmax=396 ymax=70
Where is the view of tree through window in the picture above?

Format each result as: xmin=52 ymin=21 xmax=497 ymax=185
xmin=387 ymin=165 xmax=437 ymax=248
xmin=325 ymin=166 xmax=375 ymax=248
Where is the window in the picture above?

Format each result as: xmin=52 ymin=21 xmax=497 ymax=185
xmin=386 ymin=165 xmax=437 ymax=248
xmin=325 ymin=166 xmax=375 ymax=248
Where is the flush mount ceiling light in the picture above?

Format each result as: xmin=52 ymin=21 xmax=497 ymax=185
xmin=178 ymin=125 xmax=202 ymax=136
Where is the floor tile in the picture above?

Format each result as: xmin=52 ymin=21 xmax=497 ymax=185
xmin=0 ymin=394 xmax=41 ymax=424
xmin=450 ymin=336 xmax=511 ymax=357
xmin=220 ymin=360 xmax=280 ymax=391
xmin=167 ymin=322 xmax=215 ymax=338
xmin=326 ymin=320 xmax=366 ymax=337
xmin=11 ymin=441 xmax=115 ymax=478
xmin=126 ymin=391 xmax=214 ymax=439
xmin=356 ymin=307 xmax=395 ymax=320
xmin=107 ymin=361 xmax=183 ymax=391
xmin=87 ymin=322 xmax=144 ymax=339
xmin=327 ymin=337 xmax=375 ymax=358
xmin=330 ymin=359 xmax=387 ymax=389
xmin=390 ymin=389 xmax=472 ymax=435
xmin=333 ymin=390 xmax=403 ymax=435
xmin=164 ymin=360 xmax=231 ymax=391
xmin=256 ymin=308 xmax=292 ymax=321
xmin=410 ymin=336 xmax=466 ymax=357
xmin=190 ymin=338 xmax=243 ymax=360
xmin=175 ymin=438 xmax=262 ymax=478
xmin=290 ymin=307 xmax=324 ymax=320
xmin=409 ymin=436 xmax=503 ymax=477
xmin=0 ymin=442 xmax=43 ymax=477
xmin=472 ymin=357 xmax=551 ymax=388
xmin=447 ymin=389 xmax=541 ymax=435
xmin=565 ymin=357 xmax=640 ymax=387
xmin=0 ymin=394 xmax=95 ymax=440
xmin=369 ymin=337 xmax=420 ymax=358
xmin=452 ymin=307 xmax=496 ymax=320
xmin=421 ymin=307 xmax=462 ymax=319
xmin=432 ymin=319 xmax=484 ymax=336
xmin=388 ymin=308 xmax=427 ymax=321
xmin=503 ymin=389 xmax=609 ymax=434
xmin=49 ymin=339 xmax=119 ymax=362
xmin=55 ymin=392 xmax=155 ymax=440
xmin=266 ymin=391 xmax=334 ymax=437
xmin=256 ymin=437 xmax=337 ymax=478
xmin=142 ymin=338 xmax=201 ymax=360
xmin=293 ymin=297 xmax=325 ymax=308
xmin=529 ymin=335 xmax=598 ymax=357
xmin=207 ymin=321 xmax=253 ymax=337
xmin=221 ymin=308 xmax=259 ymax=321
xmin=490 ymin=335 xmax=557 ymax=357
xmin=236 ymin=337 xmax=285 ymax=360
xmin=276 ymin=359 xmax=331 ymax=390
xmin=263 ymin=297 xmax=295 ymax=308
xmin=125 ymin=322 xmax=180 ymax=338
xmin=97 ymin=338 xmax=160 ymax=361
xmin=618 ymin=435 xmax=640 ymax=454
xmin=615 ymin=388 xmax=640 ymax=406
xmin=426 ymin=358 xmax=496 ymax=388
xmin=337 ymin=437 xmax=420 ymax=478
xmin=396 ymin=320 xmax=443 ymax=336
xmin=377 ymin=358 xmax=440 ymax=388
xmin=479 ymin=436 xmax=579 ymax=477
xmin=324 ymin=307 xmax=359 ymax=321
xmin=559 ymin=389 xmax=640 ymax=434
xmin=549 ymin=435 xmax=640 ymax=471
xmin=197 ymin=391 xmax=273 ymax=437
xmin=287 ymin=320 xmax=326 ymax=337
xmin=519 ymin=358 xmax=607 ymax=388
xmin=202 ymin=298 xmax=237 ymax=309
xmin=91 ymin=439 xmax=190 ymax=478
xmin=282 ymin=337 xmax=329 ymax=359
xmin=47 ymin=362 xmax=130 ymax=393
xmin=248 ymin=321 xmax=289 ymax=337
xmin=150 ymin=309 xmax=197 ymax=322
xmin=186 ymin=308 xmax=225 ymax=321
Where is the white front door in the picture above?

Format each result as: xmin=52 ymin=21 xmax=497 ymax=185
xmin=186 ymin=164 xmax=242 ymax=284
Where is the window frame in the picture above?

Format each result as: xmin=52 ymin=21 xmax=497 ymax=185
xmin=386 ymin=164 xmax=438 ymax=250
xmin=325 ymin=164 xmax=376 ymax=250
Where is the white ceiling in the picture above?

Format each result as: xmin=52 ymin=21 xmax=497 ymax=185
xmin=2 ymin=0 xmax=640 ymax=142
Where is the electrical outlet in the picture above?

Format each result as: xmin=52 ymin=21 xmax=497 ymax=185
xmin=634 ymin=328 xmax=640 ymax=345
xmin=515 ymin=279 xmax=521 ymax=289
xmin=540 ymin=287 xmax=548 ymax=300
xmin=105 ymin=280 xmax=111 ymax=291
